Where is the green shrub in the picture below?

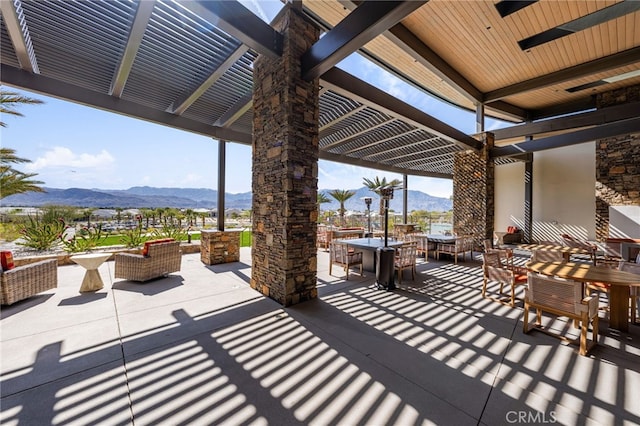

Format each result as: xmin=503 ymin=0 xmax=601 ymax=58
xmin=61 ymin=223 xmax=108 ymax=253
xmin=18 ymin=216 xmax=65 ymax=251
xmin=120 ymin=224 xmax=149 ymax=248
xmin=152 ymin=223 xmax=187 ymax=241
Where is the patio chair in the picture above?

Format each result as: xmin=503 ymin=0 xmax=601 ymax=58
xmin=394 ymin=241 xmax=417 ymax=284
xmin=617 ymin=261 xmax=640 ymax=324
xmin=115 ymin=240 xmax=182 ymax=282
xmin=329 ymin=241 xmax=363 ymax=279
xmin=1 ymin=259 xmax=58 ymax=305
xmin=523 ymin=272 xmax=599 ymax=356
xmin=484 ymin=239 xmax=514 ymax=269
xmin=530 ymin=249 xmax=566 ymax=263
xmin=436 ymin=235 xmax=473 ymax=264
xmin=560 ymin=233 xmax=597 ymax=264
xmin=482 ymin=251 xmax=527 ymax=307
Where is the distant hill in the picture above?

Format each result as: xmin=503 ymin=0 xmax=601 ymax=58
xmin=1 ymin=186 xmax=451 ymax=212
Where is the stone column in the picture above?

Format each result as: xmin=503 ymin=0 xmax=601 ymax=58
xmin=251 ymin=6 xmax=320 ymax=306
xmin=595 ymin=85 xmax=640 ymax=241
xmin=453 ymin=133 xmax=494 ymax=248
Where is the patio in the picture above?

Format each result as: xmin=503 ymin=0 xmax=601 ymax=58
xmin=1 ymin=249 xmax=638 ymax=425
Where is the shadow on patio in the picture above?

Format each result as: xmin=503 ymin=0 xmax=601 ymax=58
xmin=1 ymin=249 xmax=638 ymax=425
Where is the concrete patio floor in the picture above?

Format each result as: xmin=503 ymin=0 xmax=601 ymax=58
xmin=1 ymin=248 xmax=639 ymax=425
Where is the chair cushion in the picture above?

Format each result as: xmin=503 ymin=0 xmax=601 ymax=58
xmin=514 ymin=273 xmax=528 ymax=284
xmin=142 ymin=238 xmax=175 ymax=256
xmin=0 ymin=251 xmax=15 ymax=271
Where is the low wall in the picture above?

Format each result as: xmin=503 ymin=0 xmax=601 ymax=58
xmin=12 ymin=242 xmax=201 ymax=267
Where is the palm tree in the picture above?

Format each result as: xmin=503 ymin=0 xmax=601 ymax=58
xmin=1 ymin=90 xmax=45 ymax=198
xmin=0 ymin=89 xmax=43 ymax=127
xmin=0 ymin=148 xmax=45 ymax=198
xmin=328 ymin=189 xmax=355 ymax=227
xmin=362 ymin=176 xmax=403 ymax=232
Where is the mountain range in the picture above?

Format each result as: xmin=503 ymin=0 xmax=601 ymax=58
xmin=1 ymin=186 xmax=452 ymax=212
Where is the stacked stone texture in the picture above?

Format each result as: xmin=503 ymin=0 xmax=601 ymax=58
xmin=200 ymin=230 xmax=240 ymax=265
xmin=251 ymin=7 xmax=320 ymax=306
xmin=595 ymin=85 xmax=640 ymax=241
xmin=453 ymin=133 xmax=495 ymax=249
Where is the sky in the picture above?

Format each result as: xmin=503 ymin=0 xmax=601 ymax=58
xmin=1 ymin=1 xmax=508 ymax=199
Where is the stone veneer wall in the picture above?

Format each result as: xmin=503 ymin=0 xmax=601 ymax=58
xmin=200 ymin=230 xmax=240 ymax=265
xmin=595 ymin=85 xmax=640 ymax=241
xmin=251 ymin=6 xmax=319 ymax=306
xmin=453 ymin=133 xmax=494 ymax=248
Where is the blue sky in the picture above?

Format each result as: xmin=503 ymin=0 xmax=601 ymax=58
xmin=1 ymin=1 xmax=506 ymax=199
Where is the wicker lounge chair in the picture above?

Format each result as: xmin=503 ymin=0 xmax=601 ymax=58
xmin=115 ymin=241 xmax=182 ymax=282
xmin=1 ymin=258 xmax=58 ymax=305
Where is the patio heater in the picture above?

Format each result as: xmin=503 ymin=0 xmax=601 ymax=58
xmin=376 ymin=187 xmax=395 ymax=290
xmin=363 ymin=197 xmax=372 ymax=237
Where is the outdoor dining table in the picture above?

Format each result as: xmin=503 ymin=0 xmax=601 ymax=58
xmin=519 ymin=243 xmax=595 ymax=264
xmin=527 ymin=261 xmax=640 ymax=332
xmin=333 ymin=238 xmax=404 ymax=272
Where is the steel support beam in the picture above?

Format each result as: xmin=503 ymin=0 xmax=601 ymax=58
xmin=0 ymin=0 xmax=39 ymax=73
xmin=485 ymin=47 xmax=640 ymax=102
xmin=491 ymin=116 xmax=640 ymax=157
xmin=320 ymin=151 xmax=451 ymax=179
xmin=218 ymin=140 xmax=226 ymax=231
xmin=321 ymin=67 xmax=482 ymax=151
xmin=110 ymin=0 xmax=155 ymax=97
xmin=1 ymin=64 xmax=252 ymax=145
xmin=176 ymin=0 xmax=283 ymax=58
xmin=214 ymin=93 xmax=252 ymax=128
xmin=493 ymin=101 xmax=640 ymax=141
xmin=301 ymin=1 xmax=426 ymax=80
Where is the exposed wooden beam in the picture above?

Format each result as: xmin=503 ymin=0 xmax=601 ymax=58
xmin=110 ymin=0 xmax=155 ymax=97
xmin=321 ymin=67 xmax=482 ymax=151
xmin=0 ymin=0 xmax=39 ymax=73
xmin=301 ymin=1 xmax=426 ymax=80
xmin=491 ymin=116 xmax=640 ymax=157
xmin=493 ymin=101 xmax=640 ymax=140
xmin=176 ymin=0 xmax=282 ymax=59
xmin=485 ymin=47 xmax=640 ymax=102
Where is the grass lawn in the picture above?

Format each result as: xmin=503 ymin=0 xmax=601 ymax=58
xmin=99 ymin=231 xmax=252 ymax=247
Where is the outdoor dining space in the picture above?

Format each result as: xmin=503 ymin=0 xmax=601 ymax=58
xmin=2 ymin=247 xmax=639 ymax=425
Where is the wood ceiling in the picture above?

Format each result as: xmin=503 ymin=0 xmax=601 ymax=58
xmin=303 ymin=0 xmax=640 ymax=123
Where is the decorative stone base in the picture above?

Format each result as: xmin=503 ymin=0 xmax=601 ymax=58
xmin=200 ymin=230 xmax=242 ymax=265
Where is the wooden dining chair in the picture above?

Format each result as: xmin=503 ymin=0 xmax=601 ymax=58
xmin=394 ymin=241 xmax=417 ymax=284
xmin=482 ymin=252 xmax=527 ymax=307
xmin=524 ymin=272 xmax=599 ymax=356
xmin=530 ymin=249 xmax=566 ymax=263
xmin=618 ymin=261 xmax=640 ymax=324
xmin=329 ymin=241 xmax=363 ymax=280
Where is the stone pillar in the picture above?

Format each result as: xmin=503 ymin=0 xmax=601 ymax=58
xmin=200 ymin=230 xmax=241 ymax=265
xmin=595 ymin=85 xmax=640 ymax=241
xmin=453 ymin=133 xmax=494 ymax=248
xmin=251 ymin=6 xmax=319 ymax=306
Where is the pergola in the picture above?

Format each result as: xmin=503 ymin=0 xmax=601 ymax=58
xmin=3 ymin=0 xmax=637 ymax=178
xmin=2 ymin=1 xmax=639 ymax=304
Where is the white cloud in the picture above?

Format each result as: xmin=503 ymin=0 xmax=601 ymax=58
xmin=26 ymin=146 xmax=114 ymax=170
